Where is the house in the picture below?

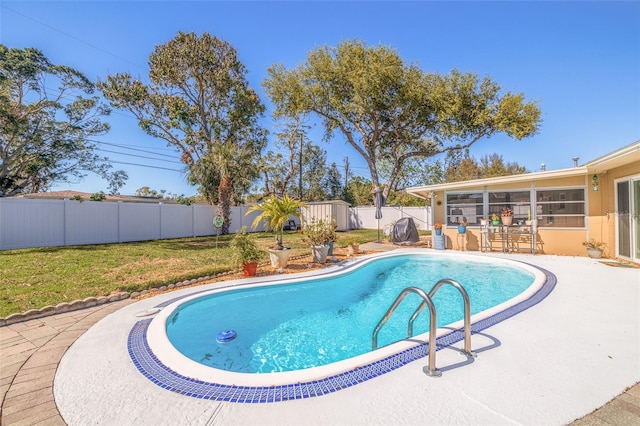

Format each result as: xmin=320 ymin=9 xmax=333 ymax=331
xmin=19 ymin=190 xmax=180 ymax=203
xmin=406 ymin=141 xmax=640 ymax=263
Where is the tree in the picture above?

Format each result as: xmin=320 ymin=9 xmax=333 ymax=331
xmin=301 ymin=144 xmax=329 ymax=201
xmin=324 ymin=162 xmax=343 ymax=200
xmin=0 ymin=45 xmax=126 ymax=197
xmin=445 ymin=153 xmax=528 ymax=182
xmin=263 ymin=40 xmax=541 ymax=206
xmin=260 ymin=116 xmax=311 ymax=198
xmin=135 ymin=186 xmax=166 ymax=198
xmin=259 ymin=131 xmax=329 ymax=201
xmin=99 ymin=32 xmax=266 ymax=233
xmin=479 ymin=153 xmax=527 ymax=178
xmin=343 ymin=175 xmax=373 ymax=206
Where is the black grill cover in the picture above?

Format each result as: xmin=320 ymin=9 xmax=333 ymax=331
xmin=391 ymin=217 xmax=419 ymax=245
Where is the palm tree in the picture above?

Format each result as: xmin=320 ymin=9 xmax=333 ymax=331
xmin=246 ymin=195 xmax=306 ymax=249
xmin=191 ymin=140 xmax=261 ymax=234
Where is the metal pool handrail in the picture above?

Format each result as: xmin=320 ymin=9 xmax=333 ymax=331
xmin=371 ymin=279 xmax=476 ymax=378
xmin=426 ymin=278 xmax=476 ymax=357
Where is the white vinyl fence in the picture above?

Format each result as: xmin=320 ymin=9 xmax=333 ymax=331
xmin=349 ymin=205 xmax=432 ymax=232
xmin=0 ymin=198 xmax=431 ymax=250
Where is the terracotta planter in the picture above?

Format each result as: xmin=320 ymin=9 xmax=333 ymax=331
xmin=242 ymin=262 xmax=258 ymax=277
xmin=347 ymin=243 xmax=360 ymax=255
xmin=501 ymin=216 xmax=513 ymax=226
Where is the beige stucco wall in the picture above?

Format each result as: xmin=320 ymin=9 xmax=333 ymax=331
xmin=430 ymin=159 xmax=640 ymax=258
xmin=588 ymin=161 xmax=640 ymax=258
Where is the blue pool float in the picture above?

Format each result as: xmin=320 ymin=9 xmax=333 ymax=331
xmin=216 ymin=330 xmax=237 ymax=343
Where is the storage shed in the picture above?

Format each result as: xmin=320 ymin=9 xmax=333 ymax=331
xmin=301 ymin=200 xmax=351 ymax=231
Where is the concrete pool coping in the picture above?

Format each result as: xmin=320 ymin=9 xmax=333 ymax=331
xmin=2 ymin=249 xmax=639 ymax=425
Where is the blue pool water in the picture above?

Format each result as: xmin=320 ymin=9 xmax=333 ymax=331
xmin=165 ymin=254 xmax=535 ymax=374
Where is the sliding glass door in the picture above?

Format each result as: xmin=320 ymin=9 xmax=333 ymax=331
xmin=616 ymin=177 xmax=640 ymax=262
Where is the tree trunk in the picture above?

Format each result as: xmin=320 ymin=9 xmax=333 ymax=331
xmin=217 ymin=176 xmax=233 ymax=235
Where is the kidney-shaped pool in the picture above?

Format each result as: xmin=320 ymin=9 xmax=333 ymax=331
xmin=131 ymin=250 xmax=555 ymax=402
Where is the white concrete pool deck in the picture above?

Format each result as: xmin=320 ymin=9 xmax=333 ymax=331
xmin=53 ymin=250 xmax=640 ymax=425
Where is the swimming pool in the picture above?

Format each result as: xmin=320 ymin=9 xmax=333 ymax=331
xmin=141 ymin=250 xmax=551 ymax=394
xmin=165 ymin=254 xmax=534 ymax=374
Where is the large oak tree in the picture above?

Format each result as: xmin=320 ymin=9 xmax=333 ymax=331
xmin=0 ymin=45 xmax=126 ymax=196
xmin=263 ymin=40 xmax=542 ymax=206
xmin=99 ymin=32 xmax=266 ymax=233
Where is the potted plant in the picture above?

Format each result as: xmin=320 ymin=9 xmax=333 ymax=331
xmin=340 ymin=236 xmax=361 ymax=255
xmin=457 ymin=220 xmax=468 ymax=234
xmin=323 ymin=219 xmax=338 ymax=256
xmin=491 ymin=213 xmax=501 ymax=226
xmin=434 ymin=222 xmax=443 ymax=236
xmin=583 ymin=239 xmax=606 ymax=259
xmin=500 ymin=207 xmax=513 ymax=226
xmin=303 ymin=218 xmax=330 ymax=263
xmin=230 ymin=227 xmax=263 ymax=277
xmin=246 ymin=195 xmax=306 ymax=269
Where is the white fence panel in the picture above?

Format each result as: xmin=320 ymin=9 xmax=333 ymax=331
xmin=0 ymin=198 xmax=65 ymax=249
xmin=234 ymin=206 xmax=266 ymax=233
xmin=118 ymin=203 xmax=161 ymax=243
xmin=66 ymin=200 xmax=119 ymax=246
xmin=348 ymin=206 xmax=431 ymax=231
xmin=193 ymin=204 xmax=216 ymax=236
xmin=160 ymin=203 xmax=194 ymax=239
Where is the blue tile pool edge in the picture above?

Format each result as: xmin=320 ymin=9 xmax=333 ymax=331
xmin=127 ymin=263 xmax=556 ymax=403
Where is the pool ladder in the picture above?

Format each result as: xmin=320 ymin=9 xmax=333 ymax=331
xmin=371 ymin=279 xmax=477 ymax=377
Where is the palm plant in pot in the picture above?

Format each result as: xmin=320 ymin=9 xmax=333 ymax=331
xmin=230 ymin=227 xmax=263 ymax=277
xmin=246 ymin=195 xmax=306 ymax=269
xmin=583 ymin=239 xmax=606 ymax=259
xmin=303 ymin=218 xmax=330 ymax=263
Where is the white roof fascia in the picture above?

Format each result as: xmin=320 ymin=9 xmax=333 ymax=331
xmin=406 ymin=167 xmax=587 ymax=199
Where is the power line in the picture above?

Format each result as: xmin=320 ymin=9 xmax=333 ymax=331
xmin=94 ymin=147 xmax=183 ymax=164
xmin=88 ymin=139 xmax=181 ymax=157
xmin=107 ymin=160 xmax=185 ymax=173
xmin=2 ymin=4 xmax=145 ymax=71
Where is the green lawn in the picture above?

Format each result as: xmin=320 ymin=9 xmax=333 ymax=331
xmin=0 ymin=230 xmax=379 ymax=317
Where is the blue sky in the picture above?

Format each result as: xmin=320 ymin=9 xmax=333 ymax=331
xmin=2 ymin=1 xmax=639 ymax=197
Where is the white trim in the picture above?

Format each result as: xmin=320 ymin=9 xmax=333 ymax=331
xmin=406 ymin=167 xmax=587 ymax=199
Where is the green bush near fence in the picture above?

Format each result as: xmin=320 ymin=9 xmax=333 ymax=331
xmin=0 ymin=230 xmax=378 ymax=317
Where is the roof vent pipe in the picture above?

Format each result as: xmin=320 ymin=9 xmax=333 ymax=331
xmin=573 ymin=157 xmax=579 ymax=167
xmin=541 ymin=163 xmax=546 ymax=172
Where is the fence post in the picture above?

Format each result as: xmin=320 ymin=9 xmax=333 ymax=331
xmin=63 ymin=198 xmax=68 ymax=246
xmin=117 ymin=201 xmax=122 ymax=243
xmin=159 ymin=202 xmax=163 ymax=240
